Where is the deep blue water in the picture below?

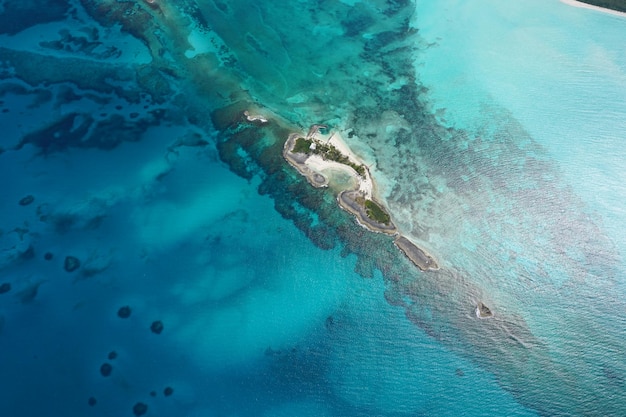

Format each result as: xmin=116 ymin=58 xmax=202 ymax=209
xmin=1 ymin=1 xmax=625 ymax=416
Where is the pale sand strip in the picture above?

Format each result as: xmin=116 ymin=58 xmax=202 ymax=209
xmin=283 ymin=133 xmax=328 ymax=188
xmin=283 ymin=131 xmax=373 ymax=196
xmin=243 ymin=111 xmax=269 ymax=123
xmin=318 ymin=132 xmax=374 ymax=200
xmin=305 ymin=153 xmax=374 ymax=198
xmin=560 ymin=0 xmax=626 ymax=18
xmin=305 ymin=130 xmax=374 ymax=198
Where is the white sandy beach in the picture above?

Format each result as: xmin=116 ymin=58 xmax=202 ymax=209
xmin=560 ymin=0 xmax=626 ymax=18
xmin=285 ymin=128 xmax=439 ymax=263
xmin=304 ymin=131 xmax=374 ymax=198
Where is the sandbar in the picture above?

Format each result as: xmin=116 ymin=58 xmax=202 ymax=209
xmin=243 ymin=110 xmax=269 ymax=124
xmin=560 ymin=0 xmax=626 ymax=18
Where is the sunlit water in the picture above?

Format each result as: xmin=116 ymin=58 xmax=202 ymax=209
xmin=0 ymin=0 xmax=625 ymax=416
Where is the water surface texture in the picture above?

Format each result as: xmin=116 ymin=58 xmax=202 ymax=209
xmin=1 ymin=0 xmax=625 ymax=416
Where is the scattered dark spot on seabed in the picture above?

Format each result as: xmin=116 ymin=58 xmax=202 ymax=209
xmin=117 ymin=306 xmax=132 ymax=319
xmin=18 ymin=195 xmax=34 ymax=206
xmin=100 ymin=363 xmax=113 ymax=377
xmin=0 ymin=0 xmax=622 ymax=415
xmin=150 ymin=320 xmax=164 ymax=334
xmin=0 ymin=283 xmax=11 ymax=294
xmin=133 ymin=402 xmax=148 ymax=416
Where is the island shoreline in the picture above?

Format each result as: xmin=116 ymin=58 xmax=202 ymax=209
xmin=282 ymin=124 xmax=439 ymax=272
xmin=560 ymin=0 xmax=626 ymax=18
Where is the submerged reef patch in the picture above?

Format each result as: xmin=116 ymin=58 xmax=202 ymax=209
xmin=99 ymin=363 xmax=113 ymax=377
xmin=133 ymin=402 xmax=148 ymax=416
xmin=0 ymin=283 xmax=11 ymax=294
xmin=63 ymin=256 xmax=81 ymax=272
xmin=117 ymin=306 xmax=132 ymax=319
xmin=18 ymin=195 xmax=34 ymax=206
xmin=0 ymin=0 xmax=69 ymax=36
xmin=150 ymin=320 xmax=164 ymax=334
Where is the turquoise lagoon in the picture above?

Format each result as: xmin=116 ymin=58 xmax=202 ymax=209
xmin=0 ymin=0 xmax=625 ymax=416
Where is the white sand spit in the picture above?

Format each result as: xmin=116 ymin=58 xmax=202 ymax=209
xmin=560 ymin=0 xmax=626 ymax=18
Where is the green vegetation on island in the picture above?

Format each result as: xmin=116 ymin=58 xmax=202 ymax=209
xmin=364 ymin=199 xmax=391 ymax=225
xmin=289 ymin=132 xmax=393 ymax=229
xmin=578 ymin=0 xmax=626 ymax=12
xmin=292 ymin=137 xmax=366 ymax=176
xmin=292 ymin=137 xmax=314 ymax=154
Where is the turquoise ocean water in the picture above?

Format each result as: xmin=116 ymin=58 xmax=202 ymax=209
xmin=0 ymin=0 xmax=625 ymax=416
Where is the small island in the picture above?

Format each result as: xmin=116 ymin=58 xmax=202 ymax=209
xmin=284 ymin=125 xmax=395 ymax=235
xmin=394 ymin=236 xmax=438 ymax=271
xmin=283 ymin=122 xmax=438 ymax=271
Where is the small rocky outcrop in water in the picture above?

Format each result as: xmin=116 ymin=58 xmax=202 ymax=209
xmin=476 ymin=302 xmax=494 ymax=319
xmin=394 ymin=236 xmax=438 ymax=271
